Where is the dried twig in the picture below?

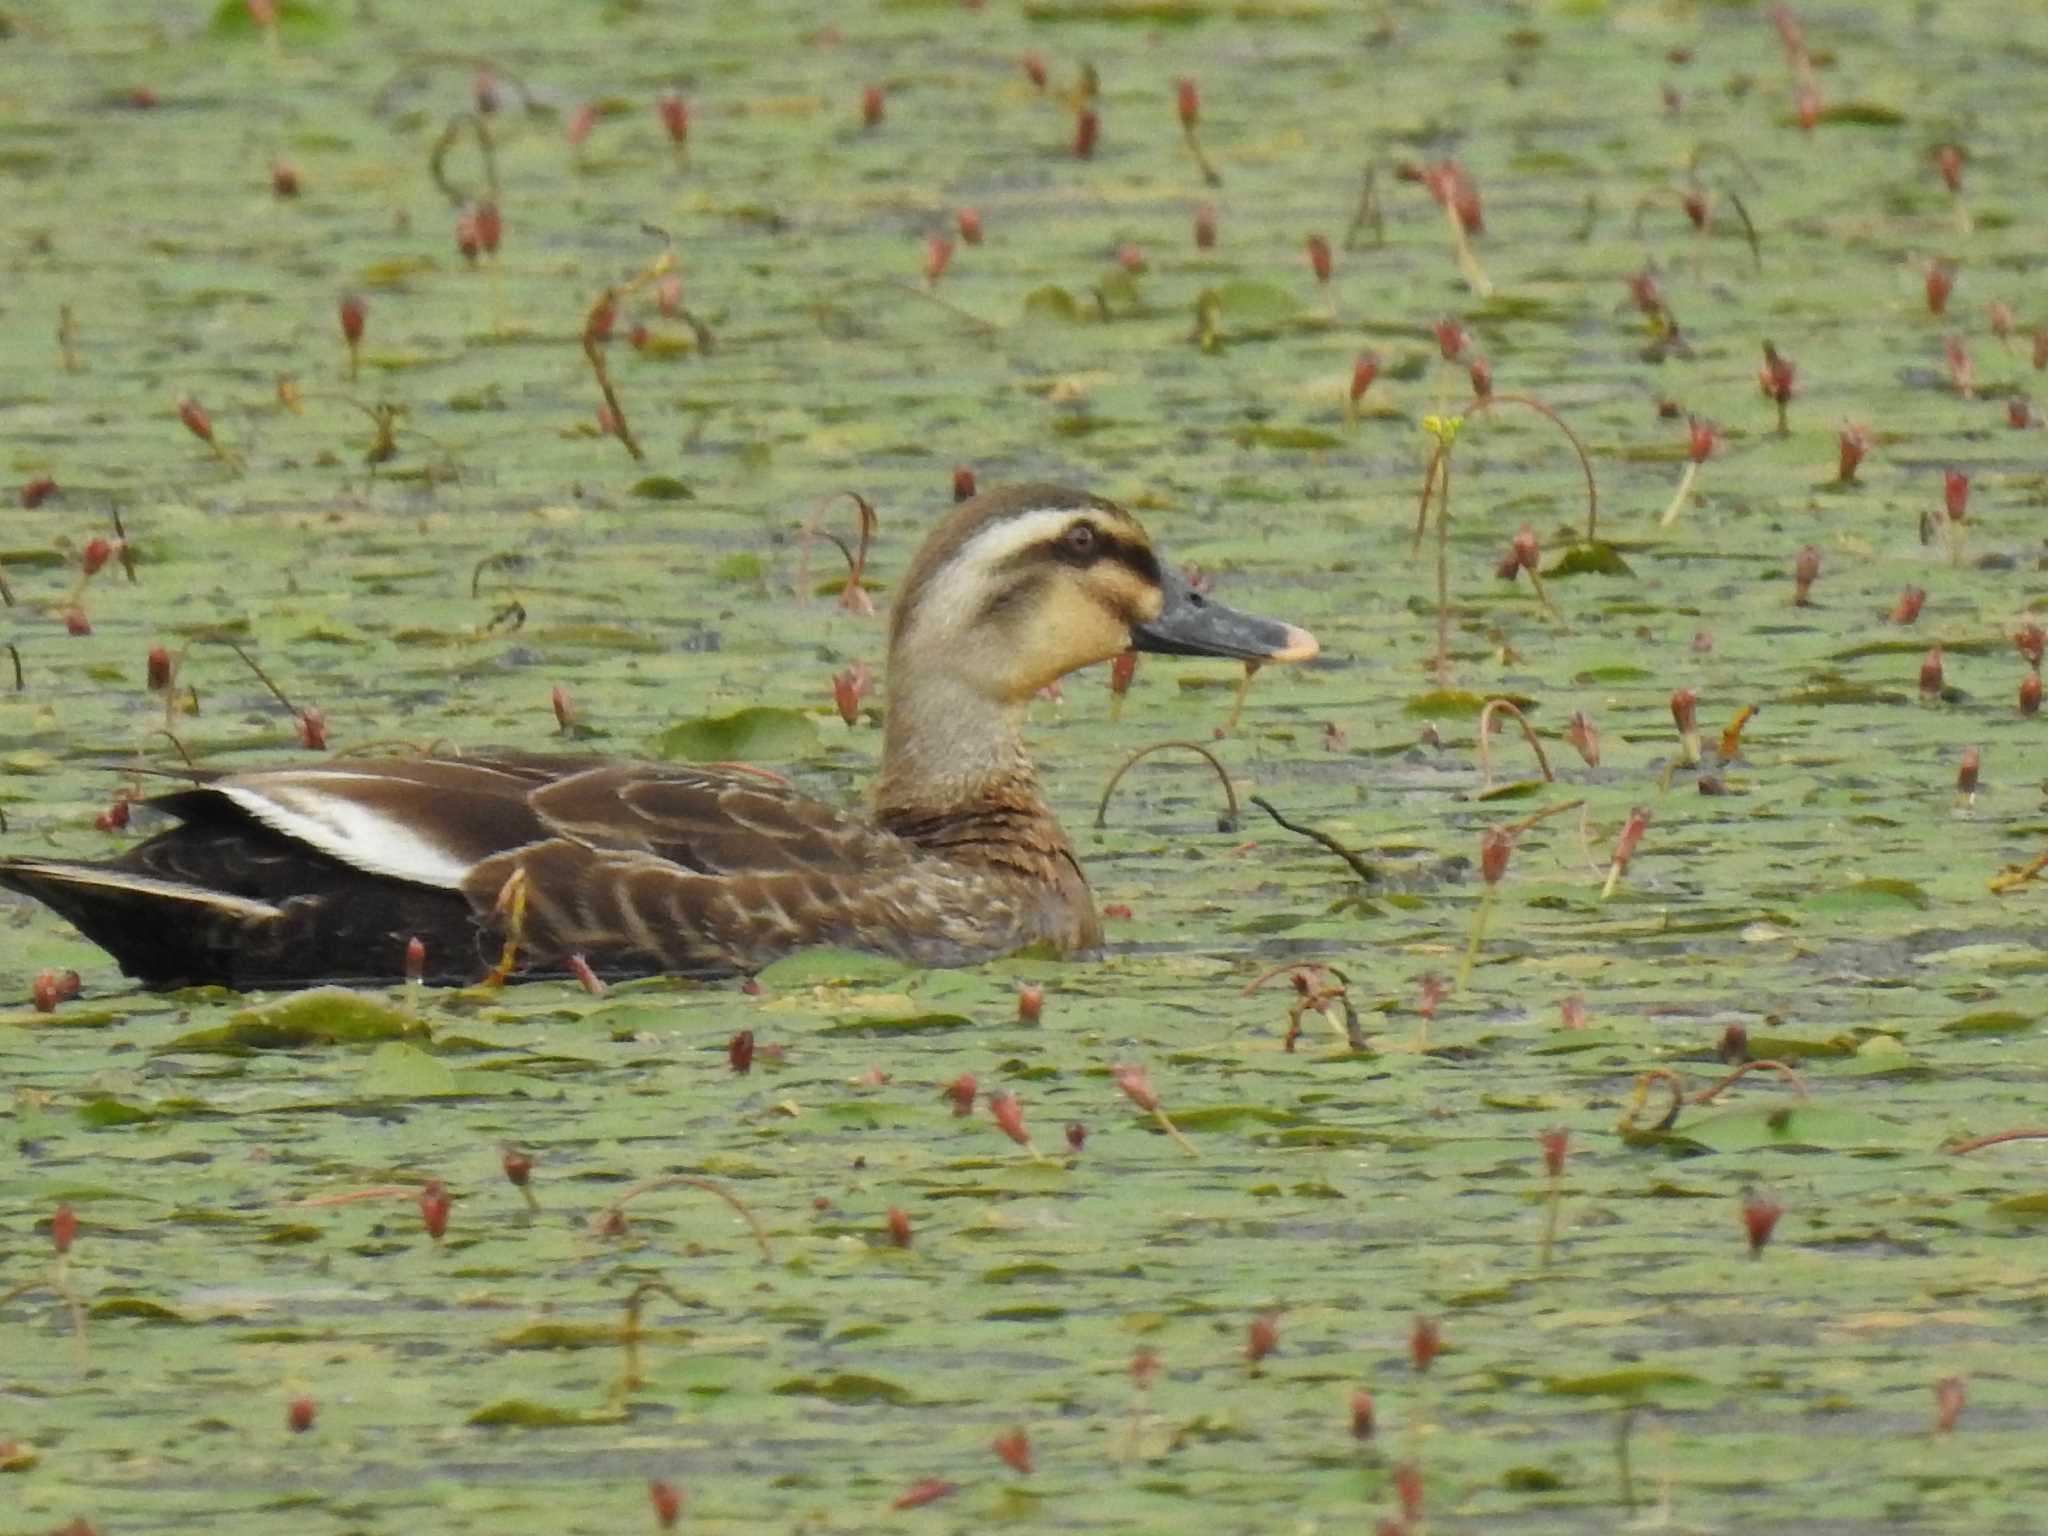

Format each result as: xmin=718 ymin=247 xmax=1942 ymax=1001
xmin=1248 ymin=795 xmax=1377 ymax=884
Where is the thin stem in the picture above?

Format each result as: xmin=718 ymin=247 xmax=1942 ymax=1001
xmin=591 ymin=1174 xmax=774 ymax=1263
xmin=1658 ymin=460 xmax=1701 ymax=529
xmin=1094 ymin=739 xmax=1240 ymax=830
xmin=1475 ymin=699 xmax=1554 ymax=790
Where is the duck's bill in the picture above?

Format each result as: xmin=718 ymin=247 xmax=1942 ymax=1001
xmin=1130 ymin=570 xmax=1320 ymax=663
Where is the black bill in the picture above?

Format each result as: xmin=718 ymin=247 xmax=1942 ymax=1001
xmin=1130 ymin=567 xmax=1320 ymax=663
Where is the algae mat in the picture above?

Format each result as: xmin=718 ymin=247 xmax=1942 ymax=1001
xmin=2 ymin=1 xmax=2046 ymax=1532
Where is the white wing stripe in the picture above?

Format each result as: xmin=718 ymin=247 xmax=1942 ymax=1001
xmin=219 ymin=784 xmax=473 ymax=889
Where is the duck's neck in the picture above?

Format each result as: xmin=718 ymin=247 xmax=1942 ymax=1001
xmin=874 ymin=671 xmax=1049 ymax=831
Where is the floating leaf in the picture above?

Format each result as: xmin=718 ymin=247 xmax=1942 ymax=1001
xmin=159 ymin=989 xmax=427 ymax=1054
xmin=772 ymin=1373 xmax=915 ymax=1406
xmin=1805 ymin=879 xmax=1930 ymax=914
xmin=647 ymin=706 xmax=819 ymax=763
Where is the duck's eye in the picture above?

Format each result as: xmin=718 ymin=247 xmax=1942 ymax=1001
xmin=1061 ymin=523 xmax=1098 ymax=557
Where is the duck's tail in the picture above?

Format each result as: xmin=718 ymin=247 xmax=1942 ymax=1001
xmin=0 ymin=856 xmax=287 ymax=984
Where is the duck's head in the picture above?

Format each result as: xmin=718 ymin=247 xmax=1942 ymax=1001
xmin=889 ymin=483 xmax=1319 ymax=704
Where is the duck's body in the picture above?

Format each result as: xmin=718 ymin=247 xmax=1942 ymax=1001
xmin=0 ymin=485 xmax=1315 ymax=988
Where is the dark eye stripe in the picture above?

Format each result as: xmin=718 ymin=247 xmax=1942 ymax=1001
xmin=1000 ymin=524 xmax=1161 ymax=584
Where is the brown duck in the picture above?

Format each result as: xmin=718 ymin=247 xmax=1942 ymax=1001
xmin=0 ymin=485 xmax=1317 ymax=987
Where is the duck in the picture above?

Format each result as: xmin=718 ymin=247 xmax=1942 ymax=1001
xmin=0 ymin=484 xmax=1318 ymax=988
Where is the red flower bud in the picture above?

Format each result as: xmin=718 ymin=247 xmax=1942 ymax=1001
xmin=728 ymin=1029 xmax=754 ymax=1074
xmin=990 ymin=1091 xmax=1029 ymax=1146
xmin=1016 ymin=982 xmax=1043 ymax=1022
xmin=1919 ymin=645 xmax=1944 ymax=698
xmin=550 ymin=684 xmax=576 ymax=734
xmin=339 ymin=292 xmax=365 ymax=346
xmin=657 ymin=91 xmax=688 ymax=146
xmin=473 ymin=201 xmax=501 ymax=255
xmin=32 ymin=970 xmax=61 ymax=1012
xmin=1112 ymin=1063 xmax=1157 ymax=1112
xmin=1540 ymin=1128 xmax=1568 ymax=1178
xmin=1175 ymin=76 xmax=1198 ymax=131
xmin=1109 ymin=648 xmax=1137 ymax=697
xmin=1349 ymin=352 xmax=1378 ymax=404
xmin=1793 ymin=544 xmax=1820 ymax=604
xmin=1923 ymin=260 xmax=1955 ymax=316
xmin=1626 ymin=269 xmax=1663 ymax=315
xmin=832 ymin=663 xmax=869 ymax=725
xmin=886 ymin=1207 xmax=912 ymax=1248
xmin=649 ymin=1478 xmax=683 ymax=1530
xmin=1305 ymin=235 xmax=1331 ymax=285
xmin=1417 ymin=971 xmax=1445 ymax=1020
xmin=455 ymin=208 xmax=481 ymax=263
xmin=1246 ymin=1312 xmax=1279 ymax=1364
xmin=1837 ymin=423 xmax=1869 ymax=482
xmin=95 ymin=798 xmax=131 ymax=832
xmin=2016 ymin=623 xmax=2045 ymax=669
xmin=297 ymin=708 xmax=326 ymax=750
xmin=51 ymin=1202 xmax=77 ymax=1254
xmin=1433 ymin=314 xmax=1468 ymax=360
xmin=1956 ymin=745 xmax=1979 ymax=798
xmin=1794 ymin=82 xmax=1821 ymax=133
xmin=955 ymin=206 xmax=982 ymax=245
xmin=944 ymin=1073 xmax=976 ymax=1117
xmin=1565 ymin=711 xmax=1600 ymax=767
xmin=1687 ymin=416 xmax=1717 ymax=463
xmin=1193 ymin=202 xmax=1217 ymax=249
xmin=177 ymin=396 xmax=214 ymax=443
xmin=565 ymin=102 xmax=596 ymax=148
xmin=1943 ymin=469 xmax=1969 ymax=522
xmin=1719 ymin=1021 xmax=1749 ymax=1062
xmin=22 ymin=475 xmax=57 ymax=508
xmin=1072 ymin=106 xmax=1097 ymax=158
xmin=1669 ymin=687 xmax=1697 ymax=736
xmin=1758 ymin=342 xmax=1795 ymax=405
xmin=992 ymin=1428 xmax=1032 ymax=1474
xmin=81 ymin=537 xmax=112 ymax=576
xmin=891 ymin=1479 xmax=957 ymax=1511
xmin=1467 ymin=355 xmax=1493 ymax=400
xmin=2007 ymin=397 xmax=2033 ymax=430
xmin=64 ymin=606 xmax=90 ymax=636
xmin=418 ymin=1180 xmax=450 ymax=1241
xmin=1890 ymin=585 xmax=1925 ymax=625
xmin=1933 ymin=143 xmax=1963 ymax=193
xmin=500 ymin=1144 xmax=532 ymax=1188
xmin=1681 ymin=185 xmax=1708 ymax=229
xmin=404 ymin=935 xmax=426 ymax=982
xmin=2021 ymin=673 xmax=2041 ymax=716
xmin=270 ymin=160 xmax=300 ymax=197
xmin=567 ymin=954 xmax=605 ymax=996
xmin=1021 ymin=53 xmax=1047 ymax=90
xmin=145 ymin=644 xmax=173 ymax=690
xmin=1944 ymin=334 xmax=1974 ymax=395
xmin=473 ymin=70 xmax=500 ymax=114
xmin=1559 ymin=994 xmax=1588 ymax=1030
xmin=1741 ymin=1187 xmax=1782 ymax=1255
xmin=1609 ymin=808 xmax=1650 ymax=878
xmin=922 ymin=234 xmax=953 ymax=285
xmin=1409 ymin=1315 xmax=1441 ymax=1372
xmin=1478 ymin=825 xmax=1511 ymax=886
xmin=1350 ymin=1388 xmax=1375 ymax=1439
xmin=1934 ymin=1376 xmax=1965 ymax=1433
xmin=287 ymin=1395 xmax=315 ymax=1433
xmin=1065 ymin=1120 xmax=1087 ymax=1151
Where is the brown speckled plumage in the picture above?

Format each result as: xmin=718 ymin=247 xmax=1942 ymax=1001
xmin=0 ymin=485 xmax=1313 ymax=988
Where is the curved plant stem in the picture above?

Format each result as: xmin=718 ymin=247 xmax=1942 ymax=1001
xmin=1248 ymin=795 xmax=1377 ymax=884
xmin=591 ymin=1174 xmax=774 ymax=1263
xmin=795 ymin=490 xmax=878 ymax=610
xmin=1094 ymin=739 xmax=1239 ymax=830
xmin=1990 ymin=847 xmax=2048 ymax=893
xmin=1467 ymin=393 xmax=1600 ymax=543
xmin=1947 ymin=1128 xmax=2048 ymax=1155
xmin=1618 ymin=1067 xmax=1687 ymax=1134
xmin=1689 ymin=1058 xmax=1809 ymax=1105
xmin=1476 ymin=699 xmax=1554 ymax=790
